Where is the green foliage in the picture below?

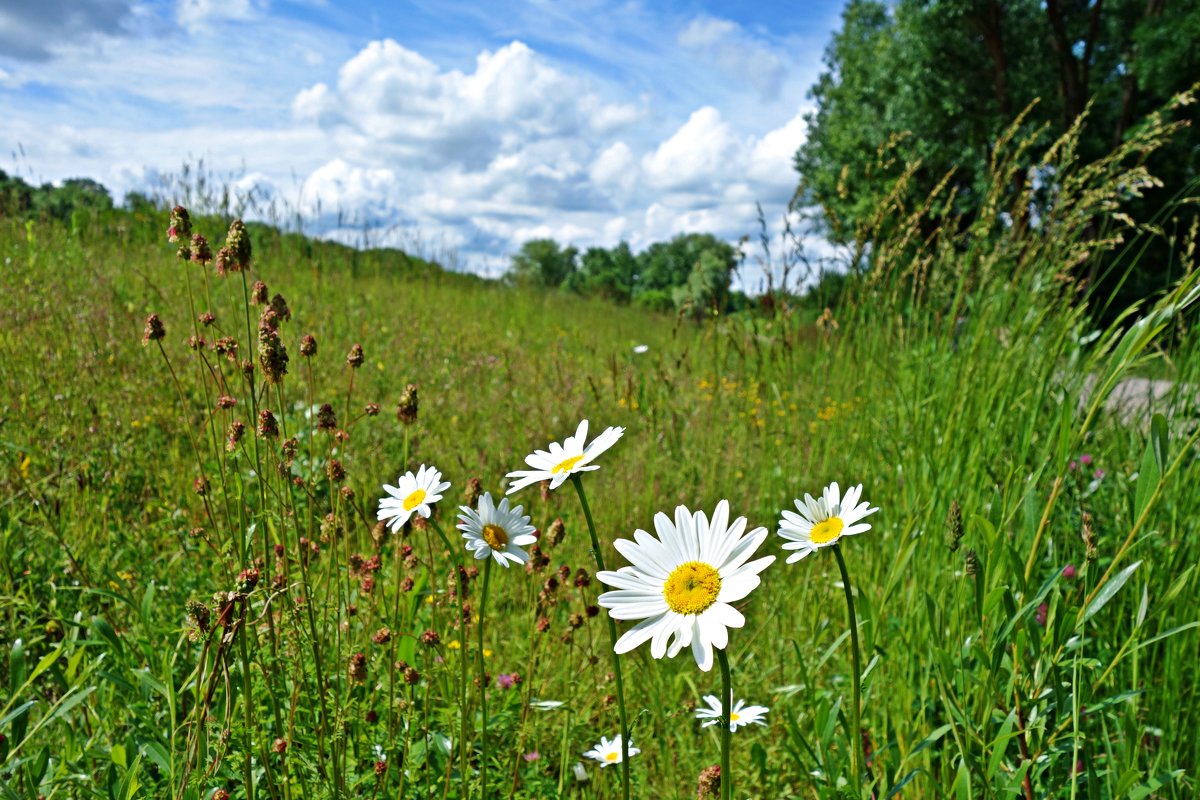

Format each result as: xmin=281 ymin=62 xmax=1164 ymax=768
xmin=795 ymin=0 xmax=1200 ymax=316
xmin=510 ymin=232 xmax=740 ymax=315
xmin=2 ymin=102 xmax=1200 ymax=798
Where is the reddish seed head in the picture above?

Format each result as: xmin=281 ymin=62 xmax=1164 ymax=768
xmin=420 ymin=629 xmax=440 ymax=647
xmin=217 ymin=395 xmax=236 ymax=410
xmin=396 ymin=384 xmax=418 ymax=425
xmin=536 ymin=616 xmax=550 ymax=633
xmin=346 ymin=343 xmax=364 ymax=368
xmin=251 ymin=280 xmax=268 ymax=305
xmin=1062 ymin=564 xmax=1077 ymax=580
xmin=190 ymin=233 xmax=212 ymax=265
xmin=317 ymin=403 xmax=337 ymax=431
xmin=299 ymin=334 xmax=317 ymax=357
xmin=348 ymin=652 xmax=367 ymax=683
xmin=327 ymin=459 xmax=345 ymax=482
xmin=698 ymin=765 xmax=721 ymax=798
xmin=257 ymin=409 xmax=279 ymax=439
xmin=199 ymin=311 xmax=216 ymax=326
xmin=372 ymin=627 xmax=392 ymax=645
xmin=212 ymin=791 xmax=230 ymax=800
xmin=193 ymin=476 xmax=209 ymax=496
xmin=272 ymin=738 xmax=287 ymax=755
xmin=374 ymin=760 xmax=387 ymax=777
xmin=364 ymin=402 xmax=380 ymax=416
xmin=142 ymin=313 xmax=165 ymax=345
xmin=403 ymin=666 xmax=420 ymax=685
xmin=1035 ymin=603 xmax=1049 ymax=626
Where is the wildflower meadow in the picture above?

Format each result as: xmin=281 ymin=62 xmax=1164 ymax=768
xmin=3 ymin=91 xmax=1200 ymax=800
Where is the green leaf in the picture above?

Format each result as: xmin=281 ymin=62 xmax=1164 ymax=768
xmin=1128 ymin=769 xmax=1184 ymax=800
xmin=1083 ymin=561 xmax=1141 ymax=623
xmin=907 ymin=724 xmax=952 ymax=759
xmin=1150 ymin=413 xmax=1168 ymax=473
xmin=9 ymin=639 xmax=26 ymax=697
xmin=1135 ymin=435 xmax=1160 ymax=519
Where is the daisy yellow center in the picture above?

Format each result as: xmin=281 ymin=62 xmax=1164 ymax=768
xmin=551 ymin=454 xmax=585 ymax=474
xmin=402 ymin=488 xmax=427 ymax=511
xmin=605 ymin=752 xmax=618 ymax=762
xmin=663 ymin=561 xmax=722 ymax=615
xmin=731 ymin=712 xmax=741 ymax=722
xmin=482 ymin=523 xmax=509 ymax=549
xmin=810 ymin=516 xmax=844 ymax=544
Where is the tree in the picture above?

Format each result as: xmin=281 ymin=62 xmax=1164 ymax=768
xmin=575 ymin=242 xmax=639 ymax=302
xmin=506 ymin=239 xmax=579 ymax=289
xmin=795 ymin=0 xmax=1200 ymax=311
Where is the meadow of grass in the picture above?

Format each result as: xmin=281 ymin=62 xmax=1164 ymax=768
xmin=2 ymin=100 xmax=1200 ymax=800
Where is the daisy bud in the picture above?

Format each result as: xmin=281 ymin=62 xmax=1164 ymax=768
xmin=464 ymin=477 xmax=482 ymax=509
xmin=251 ymin=280 xmax=268 ymax=305
xmin=190 ymin=233 xmax=212 ymax=265
xmin=944 ymin=500 xmax=964 ymax=552
xmin=396 ymin=384 xmax=418 ymax=425
xmin=698 ymin=765 xmax=721 ymax=799
xmin=317 ymin=403 xmax=337 ymax=431
xmin=348 ymin=652 xmax=367 ymax=683
xmin=142 ymin=313 xmax=165 ymax=344
xmin=365 ymin=402 xmax=380 ymax=417
xmin=299 ymin=334 xmax=317 ymax=357
xmin=257 ymin=409 xmax=278 ymax=439
xmin=346 ymin=343 xmax=364 ymax=368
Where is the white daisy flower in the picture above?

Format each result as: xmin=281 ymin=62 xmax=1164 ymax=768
xmin=457 ymin=492 xmax=538 ymax=567
xmin=377 ymin=464 xmax=451 ymax=533
xmin=505 ymin=419 xmax=624 ymax=494
xmin=596 ymin=500 xmax=776 ymax=672
xmin=777 ymin=482 xmax=878 ymax=563
xmin=583 ymin=734 xmax=639 ymax=767
xmin=694 ymin=694 xmax=769 ymax=731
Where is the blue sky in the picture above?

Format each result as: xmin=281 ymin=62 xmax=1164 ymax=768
xmin=0 ymin=0 xmax=844 ymax=280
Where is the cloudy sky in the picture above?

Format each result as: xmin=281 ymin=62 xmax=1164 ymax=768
xmin=0 ymin=0 xmax=842 ymax=280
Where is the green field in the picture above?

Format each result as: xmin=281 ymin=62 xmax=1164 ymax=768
xmin=2 ymin=113 xmax=1200 ymax=800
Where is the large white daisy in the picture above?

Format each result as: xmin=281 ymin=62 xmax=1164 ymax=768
xmin=777 ymin=482 xmax=878 ymax=563
xmin=695 ymin=694 xmax=769 ymax=731
xmin=505 ymin=419 xmax=624 ymax=494
xmin=596 ymin=500 xmax=776 ymax=672
xmin=583 ymin=734 xmax=639 ymax=767
xmin=457 ymin=492 xmax=538 ymax=568
xmin=377 ymin=464 xmax=450 ymax=533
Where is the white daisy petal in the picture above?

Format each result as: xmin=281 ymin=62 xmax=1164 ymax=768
xmin=777 ymin=482 xmax=878 ymax=560
xmin=602 ymin=500 xmax=773 ymax=672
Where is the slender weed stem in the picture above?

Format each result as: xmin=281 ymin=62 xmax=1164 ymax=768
xmin=570 ymin=475 xmax=631 ymax=800
xmin=716 ymin=648 xmax=733 ymax=800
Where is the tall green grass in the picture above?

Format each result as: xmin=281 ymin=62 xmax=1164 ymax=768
xmin=2 ymin=93 xmax=1198 ymax=799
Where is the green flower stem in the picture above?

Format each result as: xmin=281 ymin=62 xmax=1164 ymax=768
xmin=477 ymin=556 xmax=493 ymax=797
xmin=570 ymin=475 xmax=631 ymax=800
xmin=430 ymin=516 xmax=471 ymax=800
xmin=716 ymin=648 xmax=733 ymax=800
xmin=832 ymin=543 xmax=863 ymax=796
